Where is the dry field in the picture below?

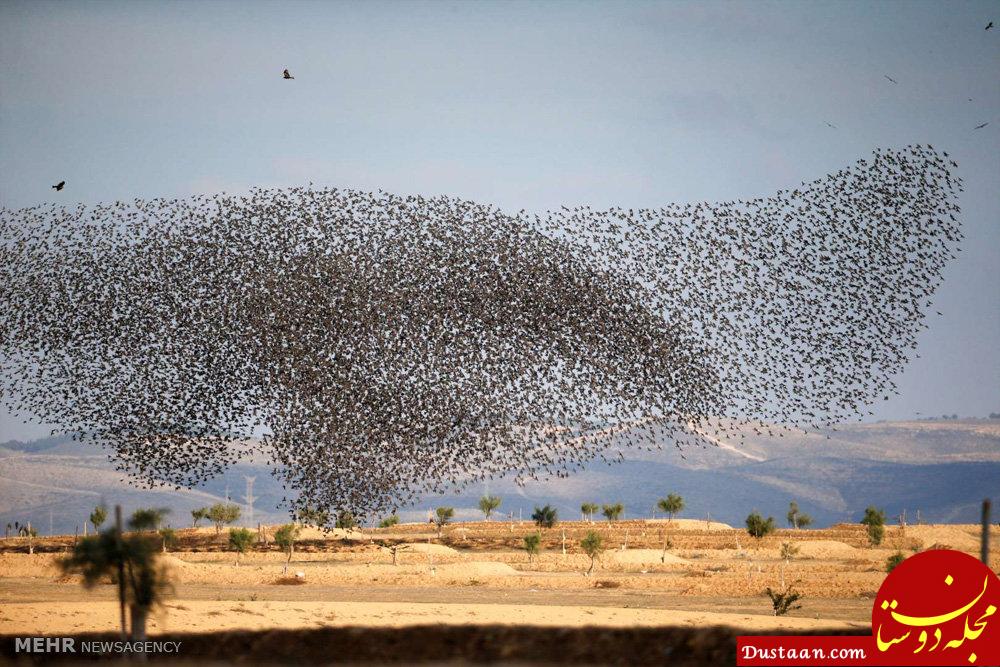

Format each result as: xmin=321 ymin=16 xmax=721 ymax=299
xmin=0 ymin=519 xmax=996 ymax=641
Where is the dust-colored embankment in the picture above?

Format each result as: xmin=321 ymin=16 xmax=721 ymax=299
xmin=794 ymin=541 xmax=860 ymax=559
xmin=0 ymin=625 xmax=871 ymax=666
xmin=0 ymin=598 xmax=863 ymax=636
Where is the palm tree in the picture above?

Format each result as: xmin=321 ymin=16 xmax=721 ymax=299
xmin=532 ymin=505 xmax=557 ymax=529
xmin=59 ymin=528 xmax=172 ymax=641
xmin=601 ymin=503 xmax=624 ymax=523
xmin=434 ymin=507 xmax=454 ymax=537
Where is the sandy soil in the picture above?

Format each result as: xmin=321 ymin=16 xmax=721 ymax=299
xmin=0 ymin=598 xmax=863 ymax=635
xmin=0 ymin=520 xmax=993 ymax=639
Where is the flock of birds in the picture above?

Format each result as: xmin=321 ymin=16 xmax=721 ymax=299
xmin=0 ymin=145 xmax=963 ymax=521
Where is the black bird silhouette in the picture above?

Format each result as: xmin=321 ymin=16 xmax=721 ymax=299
xmin=51 ymin=181 xmax=65 ymax=191
xmin=986 ymin=21 xmax=993 ymax=30
xmin=283 ymin=68 xmax=294 ymax=79
xmin=974 ymin=122 xmax=989 ymax=129
xmin=884 ymin=75 xmax=898 ymax=84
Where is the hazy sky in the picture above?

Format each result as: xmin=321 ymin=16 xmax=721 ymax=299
xmin=1 ymin=0 xmax=997 ymax=441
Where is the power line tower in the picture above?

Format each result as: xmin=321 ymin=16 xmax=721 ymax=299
xmin=243 ymin=476 xmax=256 ymax=527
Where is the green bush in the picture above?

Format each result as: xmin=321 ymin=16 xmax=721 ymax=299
xmin=378 ymin=515 xmax=400 ymax=528
xmin=523 ymin=533 xmax=541 ymax=563
xmin=434 ymin=507 xmax=454 ymax=535
xmin=746 ymin=512 xmax=776 ymax=539
xmin=765 ymin=586 xmax=803 ymax=616
xmin=129 ymin=507 xmax=170 ymax=532
xmin=336 ymin=510 xmax=357 ymax=530
xmin=158 ymin=527 xmax=178 ymax=552
xmin=532 ymin=505 xmax=558 ymax=529
xmin=786 ymin=501 xmax=812 ymax=529
xmin=208 ymin=503 xmax=241 ymax=534
xmin=297 ymin=507 xmax=330 ymax=527
xmin=861 ymin=506 xmax=887 ymax=546
xmin=657 ymin=494 xmax=685 ymax=521
xmin=886 ymin=551 xmax=905 ymax=573
xmin=478 ymin=495 xmax=502 ymax=520
xmin=581 ymin=531 xmax=603 ymax=575
xmin=90 ymin=505 xmax=108 ymax=532
xmin=190 ymin=507 xmax=209 ymax=528
xmin=273 ymin=524 xmax=301 ymax=572
xmin=228 ymin=528 xmax=254 ymax=564
xmin=601 ymin=503 xmax=624 ymax=522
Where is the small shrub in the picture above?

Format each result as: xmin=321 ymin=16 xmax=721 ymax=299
xmin=89 ymin=505 xmax=108 ymax=532
xmin=208 ymin=503 xmax=241 ymax=534
xmin=335 ymin=510 xmax=357 ymax=530
xmin=190 ymin=507 xmax=209 ymax=528
xmin=272 ymin=577 xmax=306 ymax=586
xmin=297 ymin=508 xmax=329 ymax=527
xmin=378 ymin=515 xmax=400 ymax=528
xmin=886 ymin=551 xmax=906 ymax=573
xmin=532 ymin=505 xmax=558 ymax=529
xmin=861 ymin=506 xmax=887 ymax=547
xmin=780 ymin=542 xmax=800 ymax=561
xmin=601 ymin=503 xmax=624 ymax=522
xmin=158 ymin=527 xmax=178 ymax=553
xmin=523 ymin=533 xmax=541 ymax=563
xmin=746 ymin=512 xmax=776 ymax=539
xmin=274 ymin=524 xmax=300 ymax=573
xmin=581 ymin=531 xmax=603 ymax=575
xmin=478 ymin=495 xmax=502 ymax=520
xmin=129 ymin=507 xmax=170 ymax=532
xmin=434 ymin=507 xmax=454 ymax=535
xmin=657 ymin=493 xmax=685 ymax=521
xmin=228 ymin=528 xmax=254 ymax=565
xmin=765 ymin=586 xmax=803 ymax=616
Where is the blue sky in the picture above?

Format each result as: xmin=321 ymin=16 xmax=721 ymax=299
xmin=1 ymin=0 xmax=997 ymax=440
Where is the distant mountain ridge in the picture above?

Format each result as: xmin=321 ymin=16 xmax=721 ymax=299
xmin=1 ymin=419 xmax=997 ymax=534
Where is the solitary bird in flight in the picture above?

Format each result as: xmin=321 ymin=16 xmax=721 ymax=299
xmin=52 ymin=181 xmax=65 ymax=191
xmin=824 ymin=121 xmax=837 ymax=129
xmin=884 ymin=75 xmax=898 ymax=84
xmin=986 ymin=21 xmax=993 ymax=30
xmin=283 ymin=69 xmax=294 ymax=79
xmin=974 ymin=122 xmax=989 ymax=129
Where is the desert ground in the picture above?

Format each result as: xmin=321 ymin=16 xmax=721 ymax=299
xmin=2 ymin=518 xmax=996 ymax=643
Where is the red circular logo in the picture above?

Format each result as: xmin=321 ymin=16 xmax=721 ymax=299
xmin=873 ymin=549 xmax=1000 ymax=665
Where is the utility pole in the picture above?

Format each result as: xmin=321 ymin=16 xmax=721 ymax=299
xmin=243 ymin=476 xmax=256 ymax=527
